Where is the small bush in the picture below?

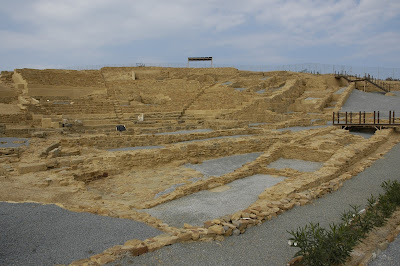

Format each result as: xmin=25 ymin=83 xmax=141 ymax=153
xmin=288 ymin=179 xmax=400 ymax=265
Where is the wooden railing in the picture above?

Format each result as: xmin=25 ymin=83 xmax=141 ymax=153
xmin=335 ymin=72 xmax=392 ymax=93
xmin=332 ymin=111 xmax=400 ymax=128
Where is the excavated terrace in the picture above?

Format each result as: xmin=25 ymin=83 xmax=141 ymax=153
xmin=0 ymin=67 xmax=399 ymax=265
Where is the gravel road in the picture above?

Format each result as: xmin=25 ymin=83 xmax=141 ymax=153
xmin=341 ymin=89 xmax=400 ymax=115
xmin=0 ymin=202 xmax=162 ymax=266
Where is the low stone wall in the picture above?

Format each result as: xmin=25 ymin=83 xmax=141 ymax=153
xmin=101 ymin=66 xmax=238 ymax=82
xmin=61 ymin=128 xmax=260 ymax=149
xmin=107 ymin=135 xmax=281 ymax=170
xmin=27 ymin=85 xmax=107 ymax=98
xmin=0 ymin=114 xmax=27 ymax=123
xmin=15 ymin=69 xmax=105 ymax=88
xmin=259 ymin=128 xmax=392 ymax=201
xmin=264 ymin=79 xmax=305 ymax=113
xmin=334 ymin=83 xmax=355 ymax=112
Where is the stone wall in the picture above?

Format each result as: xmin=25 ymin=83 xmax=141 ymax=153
xmin=0 ymin=114 xmax=27 ymax=124
xmin=61 ymin=128 xmax=260 ymax=149
xmin=0 ymin=71 xmax=14 ymax=87
xmin=0 ymin=85 xmax=18 ymax=103
xmin=101 ymin=67 xmax=239 ymax=82
xmin=333 ymin=83 xmax=355 ymax=112
xmin=15 ymin=69 xmax=105 ymax=87
xmin=14 ymin=69 xmax=107 ymax=99
xmin=226 ymin=79 xmax=304 ymax=119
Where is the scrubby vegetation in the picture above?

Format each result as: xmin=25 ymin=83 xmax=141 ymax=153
xmin=288 ymin=180 xmax=400 ymax=266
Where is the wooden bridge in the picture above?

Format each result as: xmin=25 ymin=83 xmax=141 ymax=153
xmin=335 ymin=73 xmax=392 ymax=93
xmin=332 ymin=111 xmax=400 ymax=130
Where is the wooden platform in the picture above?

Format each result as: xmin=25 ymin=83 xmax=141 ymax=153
xmin=333 ymin=111 xmax=400 ymax=130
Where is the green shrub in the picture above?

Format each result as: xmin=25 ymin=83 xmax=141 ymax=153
xmin=288 ymin=179 xmax=400 ymax=265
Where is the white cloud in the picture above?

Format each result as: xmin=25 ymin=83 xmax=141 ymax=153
xmin=1 ymin=0 xmax=399 ymax=67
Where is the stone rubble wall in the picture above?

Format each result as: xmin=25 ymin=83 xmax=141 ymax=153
xmin=223 ymin=79 xmax=304 ymax=120
xmin=0 ymin=114 xmax=27 ymax=124
xmin=69 ymin=131 xmax=396 ymax=266
xmin=101 ymin=66 xmax=239 ymax=82
xmin=70 ymin=134 xmax=289 ymax=188
xmin=13 ymin=69 xmax=107 ymax=99
xmin=180 ymin=129 xmax=394 ymax=242
xmin=15 ymin=69 xmax=105 ymax=88
xmin=0 ymin=71 xmax=15 ymax=87
xmin=61 ymin=128 xmax=260 ymax=149
xmin=333 ymin=83 xmax=355 ymax=112
xmin=263 ymin=79 xmax=305 ymax=113
xmin=187 ymin=84 xmax=254 ymax=111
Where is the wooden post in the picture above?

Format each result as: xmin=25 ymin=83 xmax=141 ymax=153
xmin=393 ymin=111 xmax=395 ymax=124
xmin=337 ymin=112 xmax=340 ymax=124
xmin=378 ymin=111 xmax=380 ymax=124
xmin=350 ymin=112 xmax=352 ymax=124
xmin=389 ymin=111 xmax=392 ymax=125
xmin=345 ymin=112 xmax=348 ymax=124
xmin=364 ymin=111 xmax=366 ymax=124
xmin=374 ymin=111 xmax=376 ymax=124
xmin=359 ymin=111 xmax=361 ymax=124
xmin=332 ymin=112 xmax=335 ymax=125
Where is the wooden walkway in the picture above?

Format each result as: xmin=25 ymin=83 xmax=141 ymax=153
xmin=335 ymin=73 xmax=392 ymax=93
xmin=333 ymin=111 xmax=400 ymax=130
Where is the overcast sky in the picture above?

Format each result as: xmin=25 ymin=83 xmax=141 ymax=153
xmin=1 ymin=0 xmax=399 ymax=70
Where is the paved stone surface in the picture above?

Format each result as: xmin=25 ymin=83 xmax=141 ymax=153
xmin=144 ymin=174 xmax=285 ymax=227
xmin=184 ymin=152 xmax=263 ymax=178
xmin=0 ymin=202 xmax=162 ymax=266
xmin=110 ymin=143 xmax=400 ymax=266
xmin=0 ymin=137 xmax=29 ymax=148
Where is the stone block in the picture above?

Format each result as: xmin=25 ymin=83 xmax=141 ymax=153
xmin=18 ymin=162 xmax=47 ymax=174
xmin=208 ymin=224 xmax=225 ymax=235
xmin=41 ymin=118 xmax=52 ymax=128
xmin=91 ymin=254 xmax=114 ymax=265
xmin=190 ymin=230 xmax=200 ymax=240
xmin=177 ymin=232 xmax=192 ymax=241
xmin=51 ymin=121 xmax=60 ymax=128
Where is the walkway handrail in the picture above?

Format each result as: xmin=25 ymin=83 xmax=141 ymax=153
xmin=333 ymin=111 xmax=399 ymax=126
xmin=334 ymin=73 xmax=391 ymax=93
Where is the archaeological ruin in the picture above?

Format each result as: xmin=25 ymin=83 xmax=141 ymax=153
xmin=1 ymin=66 xmax=400 ymax=265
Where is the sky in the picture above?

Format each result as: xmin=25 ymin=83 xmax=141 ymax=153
xmin=1 ymin=0 xmax=400 ymax=71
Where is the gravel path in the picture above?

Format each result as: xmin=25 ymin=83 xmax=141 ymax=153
xmin=110 ymin=142 xmax=400 ymax=266
xmin=341 ymin=89 xmax=400 ymax=115
xmin=369 ymin=234 xmax=400 ymax=266
xmin=0 ymin=202 xmax=162 ymax=266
